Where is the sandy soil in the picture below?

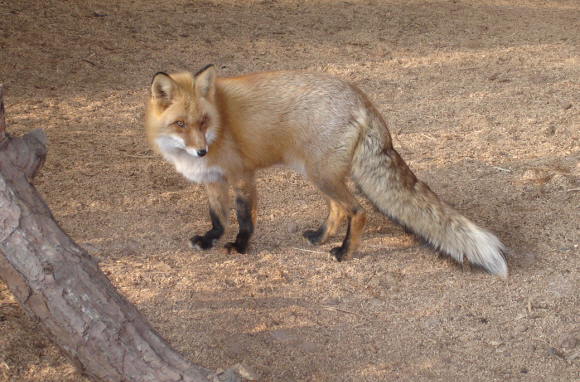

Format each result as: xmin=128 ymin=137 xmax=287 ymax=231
xmin=1 ymin=0 xmax=579 ymax=380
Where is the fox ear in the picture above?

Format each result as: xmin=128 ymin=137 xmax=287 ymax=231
xmin=194 ymin=64 xmax=216 ymax=99
xmin=151 ymin=72 xmax=177 ymax=108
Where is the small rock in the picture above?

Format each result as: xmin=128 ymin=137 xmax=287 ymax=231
xmin=517 ymin=252 xmax=535 ymax=269
xmin=209 ymin=363 xmax=259 ymax=382
xmin=546 ymin=346 xmax=565 ymax=359
xmin=423 ymin=318 xmax=439 ymax=328
xmin=544 ymin=126 xmax=556 ymax=136
xmin=298 ymin=340 xmax=320 ymax=352
xmin=150 ymin=259 xmax=172 ymax=272
xmin=530 ymin=73 xmax=547 ymax=84
xmin=516 ymin=343 xmax=536 ymax=353
xmin=80 ymin=243 xmax=102 ymax=256
xmin=514 ymin=325 xmax=528 ymax=334
xmin=270 ymin=330 xmax=298 ymax=344
xmin=120 ymin=247 xmax=136 ymax=257
xmin=442 ymin=358 xmax=457 ymax=367
xmin=229 ymin=363 xmax=259 ymax=381
xmin=270 ymin=330 xmax=319 ymax=352
xmin=369 ymin=298 xmax=383 ymax=307
xmin=322 ymin=298 xmax=340 ymax=306
xmin=558 ymin=332 xmax=578 ymax=349
xmin=545 ymin=174 xmax=570 ymax=192
xmin=547 ymin=275 xmax=574 ymax=297
xmin=158 ymin=264 xmax=172 ymax=272
xmin=365 ymin=343 xmax=379 ymax=354
xmin=287 ymin=221 xmax=298 ymax=233
xmin=223 ymin=333 xmax=253 ymax=357
xmin=63 ymin=365 xmax=80 ymax=376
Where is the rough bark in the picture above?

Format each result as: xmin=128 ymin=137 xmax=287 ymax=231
xmin=0 ymin=85 xmax=215 ymax=381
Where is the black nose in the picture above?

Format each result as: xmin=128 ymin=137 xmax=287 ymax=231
xmin=197 ymin=149 xmax=207 ymax=157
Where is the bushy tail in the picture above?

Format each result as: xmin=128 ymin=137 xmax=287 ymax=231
xmin=351 ymin=120 xmax=508 ymax=277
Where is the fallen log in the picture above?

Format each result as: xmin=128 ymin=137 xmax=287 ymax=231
xmin=0 ymin=85 xmax=217 ymax=381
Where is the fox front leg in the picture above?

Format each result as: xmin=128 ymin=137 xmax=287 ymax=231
xmin=189 ymin=180 xmax=229 ymax=250
xmin=224 ymin=173 xmax=257 ymax=254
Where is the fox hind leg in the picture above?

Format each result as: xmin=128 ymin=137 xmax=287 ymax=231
xmin=308 ymin=178 xmax=366 ymax=261
xmin=329 ymin=205 xmax=366 ymax=262
xmin=303 ymin=199 xmax=346 ymax=245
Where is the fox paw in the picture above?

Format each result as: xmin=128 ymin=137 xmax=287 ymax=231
xmin=303 ymin=228 xmax=326 ymax=245
xmin=329 ymin=246 xmax=348 ymax=262
xmin=224 ymin=241 xmax=248 ymax=254
xmin=303 ymin=230 xmax=320 ymax=245
xmin=189 ymin=235 xmax=216 ymax=251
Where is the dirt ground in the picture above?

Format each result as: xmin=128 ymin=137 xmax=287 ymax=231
xmin=1 ymin=0 xmax=579 ymax=380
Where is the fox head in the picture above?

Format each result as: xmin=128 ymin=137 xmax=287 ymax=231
xmin=145 ymin=65 xmax=220 ymax=158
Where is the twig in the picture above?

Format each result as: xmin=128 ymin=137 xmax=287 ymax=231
xmin=323 ymin=306 xmax=366 ymax=318
xmin=568 ymin=351 xmax=580 ymax=361
xmin=492 ymin=166 xmax=511 ymax=173
xmin=0 ymin=84 xmax=6 ymax=143
xmin=567 ymin=188 xmax=580 ymax=192
xmin=82 ymin=59 xmax=101 ymax=68
xmin=215 ymin=338 xmax=237 ymax=360
xmin=458 ymin=66 xmax=484 ymax=71
xmin=291 ymin=247 xmax=327 ymax=254
xmin=366 ymin=244 xmax=395 ymax=250
xmin=423 ymin=335 xmax=438 ymax=344
xmin=124 ymin=154 xmax=158 ymax=159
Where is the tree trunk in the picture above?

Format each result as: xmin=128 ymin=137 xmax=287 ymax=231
xmin=0 ymin=85 xmax=215 ymax=381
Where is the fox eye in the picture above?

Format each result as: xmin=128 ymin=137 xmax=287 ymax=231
xmin=200 ymin=116 xmax=208 ymax=126
xmin=175 ymin=121 xmax=185 ymax=128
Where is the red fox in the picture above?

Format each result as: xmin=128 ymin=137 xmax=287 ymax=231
xmin=145 ymin=65 xmax=508 ymax=277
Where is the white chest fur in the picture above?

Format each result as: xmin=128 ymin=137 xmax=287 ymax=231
xmin=156 ymin=136 xmax=225 ymax=183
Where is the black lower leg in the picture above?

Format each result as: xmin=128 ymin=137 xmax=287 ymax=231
xmin=225 ymin=196 xmax=254 ymax=254
xmin=330 ymin=217 xmax=351 ymax=262
xmin=303 ymin=223 xmax=328 ymax=245
xmin=189 ymin=207 xmax=225 ymax=250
